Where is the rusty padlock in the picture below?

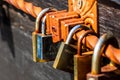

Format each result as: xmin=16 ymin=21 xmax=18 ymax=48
xmin=87 ymin=32 xmax=120 ymax=80
xmin=32 ymin=8 xmax=55 ymax=62
xmin=74 ymin=30 xmax=97 ymax=80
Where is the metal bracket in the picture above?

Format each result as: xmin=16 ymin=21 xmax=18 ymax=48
xmin=69 ymin=0 xmax=98 ymax=33
xmin=46 ymin=0 xmax=98 ymax=42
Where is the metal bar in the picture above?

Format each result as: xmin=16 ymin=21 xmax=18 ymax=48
xmin=4 ymin=0 xmax=42 ymax=17
xmin=75 ymin=31 xmax=120 ymax=65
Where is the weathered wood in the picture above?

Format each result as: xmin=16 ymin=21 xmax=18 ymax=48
xmin=0 ymin=0 xmax=120 ymax=80
xmin=98 ymin=0 xmax=120 ymax=45
xmin=0 ymin=1 xmax=72 ymax=80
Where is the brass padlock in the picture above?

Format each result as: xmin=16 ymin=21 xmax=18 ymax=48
xmin=36 ymin=15 xmax=53 ymax=62
xmin=53 ymin=25 xmax=87 ymax=72
xmin=87 ymin=32 xmax=120 ymax=80
xmin=32 ymin=8 xmax=55 ymax=62
xmin=74 ymin=30 xmax=96 ymax=80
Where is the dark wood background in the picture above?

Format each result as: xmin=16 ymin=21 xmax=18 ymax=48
xmin=0 ymin=0 xmax=120 ymax=80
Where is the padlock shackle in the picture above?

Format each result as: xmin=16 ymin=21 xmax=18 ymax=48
xmin=35 ymin=8 xmax=56 ymax=33
xmin=65 ymin=25 xmax=82 ymax=44
xmin=77 ymin=30 xmax=95 ymax=56
xmin=41 ymin=15 xmax=46 ymax=34
xmin=35 ymin=8 xmax=50 ymax=33
xmin=91 ymin=32 xmax=113 ymax=75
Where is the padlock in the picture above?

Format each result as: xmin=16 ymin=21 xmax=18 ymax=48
xmin=32 ymin=8 xmax=55 ymax=62
xmin=74 ymin=30 xmax=97 ymax=80
xmin=36 ymin=16 xmax=53 ymax=62
xmin=53 ymin=25 xmax=87 ymax=72
xmin=87 ymin=32 xmax=120 ymax=80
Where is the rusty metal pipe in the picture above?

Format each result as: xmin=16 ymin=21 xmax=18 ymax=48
xmin=75 ymin=31 xmax=120 ymax=65
xmin=4 ymin=0 xmax=42 ymax=18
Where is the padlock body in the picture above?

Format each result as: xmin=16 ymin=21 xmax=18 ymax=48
xmin=32 ymin=32 xmax=37 ymax=62
xmin=37 ymin=34 xmax=53 ymax=61
xmin=74 ymin=52 xmax=92 ymax=80
xmin=53 ymin=42 xmax=77 ymax=72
